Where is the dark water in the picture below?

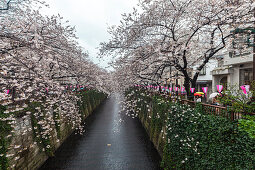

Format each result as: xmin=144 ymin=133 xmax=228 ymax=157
xmin=39 ymin=94 xmax=161 ymax=170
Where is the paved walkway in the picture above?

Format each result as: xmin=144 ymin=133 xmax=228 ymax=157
xmin=39 ymin=94 xmax=161 ymax=170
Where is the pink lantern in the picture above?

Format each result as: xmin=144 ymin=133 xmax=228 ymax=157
xmin=217 ymin=85 xmax=223 ymax=93
xmin=169 ymin=87 xmax=172 ymax=92
xmin=240 ymin=85 xmax=250 ymax=95
xmin=5 ymin=89 xmax=10 ymax=94
xmin=181 ymin=87 xmax=185 ymax=92
xmin=175 ymin=87 xmax=179 ymax=92
xmin=244 ymin=85 xmax=250 ymax=93
xmin=190 ymin=88 xmax=195 ymax=93
xmin=202 ymin=87 xmax=208 ymax=96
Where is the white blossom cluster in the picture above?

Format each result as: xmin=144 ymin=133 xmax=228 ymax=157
xmin=100 ymin=0 xmax=255 ymax=94
xmin=0 ymin=1 xmax=111 ymax=166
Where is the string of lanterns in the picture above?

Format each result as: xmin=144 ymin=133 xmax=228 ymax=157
xmin=134 ymin=84 xmax=251 ymax=96
xmin=1 ymin=85 xmax=89 ymax=97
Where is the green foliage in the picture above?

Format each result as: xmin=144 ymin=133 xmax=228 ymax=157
xmin=28 ymin=102 xmax=55 ymax=156
xmin=238 ymin=115 xmax=255 ymax=139
xmin=151 ymin=96 xmax=169 ymax=138
xmin=78 ymin=90 xmax=107 ymax=117
xmin=218 ymin=83 xmax=255 ymax=114
xmin=164 ymin=103 xmax=255 ymax=169
xmin=53 ymin=104 xmax=61 ymax=139
xmin=126 ymin=88 xmax=255 ymax=170
xmin=0 ymin=89 xmax=107 ymax=169
xmin=0 ymin=105 xmax=11 ymax=170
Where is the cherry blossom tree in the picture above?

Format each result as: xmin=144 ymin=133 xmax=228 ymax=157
xmin=0 ymin=0 xmax=111 ymax=166
xmin=100 ymin=0 xmax=255 ymax=97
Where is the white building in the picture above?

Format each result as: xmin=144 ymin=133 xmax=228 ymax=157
xmin=193 ymin=59 xmax=218 ymax=95
xmin=211 ymin=29 xmax=254 ymax=92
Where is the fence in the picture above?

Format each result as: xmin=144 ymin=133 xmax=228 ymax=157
xmin=154 ymin=92 xmax=254 ymax=121
xmin=181 ymin=99 xmax=255 ymax=121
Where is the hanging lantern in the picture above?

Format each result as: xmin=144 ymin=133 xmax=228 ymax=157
xmin=5 ymin=89 xmax=10 ymax=94
xmin=202 ymin=87 xmax=208 ymax=96
xmin=190 ymin=88 xmax=195 ymax=93
xmin=175 ymin=87 xmax=179 ymax=92
xmin=169 ymin=87 xmax=172 ymax=93
xmin=240 ymin=85 xmax=250 ymax=94
xmin=217 ymin=85 xmax=223 ymax=93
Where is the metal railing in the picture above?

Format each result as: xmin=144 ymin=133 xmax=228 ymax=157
xmin=180 ymin=99 xmax=255 ymax=121
xmin=151 ymin=91 xmax=255 ymax=121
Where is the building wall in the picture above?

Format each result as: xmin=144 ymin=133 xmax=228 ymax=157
xmin=224 ymin=49 xmax=253 ymax=66
xmin=197 ymin=59 xmax=218 ymax=81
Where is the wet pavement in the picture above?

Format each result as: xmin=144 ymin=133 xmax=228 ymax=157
xmin=39 ymin=94 xmax=161 ymax=170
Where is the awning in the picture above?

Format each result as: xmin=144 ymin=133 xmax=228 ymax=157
xmin=196 ymin=81 xmax=212 ymax=84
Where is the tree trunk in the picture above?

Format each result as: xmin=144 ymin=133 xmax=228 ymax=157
xmin=183 ymin=77 xmax=192 ymax=100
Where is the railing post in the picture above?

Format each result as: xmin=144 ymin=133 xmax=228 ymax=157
xmin=230 ymin=111 xmax=234 ymax=121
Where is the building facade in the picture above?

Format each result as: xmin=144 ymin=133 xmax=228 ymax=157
xmin=211 ymin=37 xmax=254 ymax=92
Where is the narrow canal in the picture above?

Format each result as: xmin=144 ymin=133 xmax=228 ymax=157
xmin=39 ymin=94 xmax=161 ymax=170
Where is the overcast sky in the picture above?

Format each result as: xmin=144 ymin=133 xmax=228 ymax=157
xmin=41 ymin=0 xmax=138 ymax=70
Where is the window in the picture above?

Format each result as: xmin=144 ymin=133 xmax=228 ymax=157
xmin=218 ymin=59 xmax=224 ymax=67
xmin=231 ymin=33 xmax=253 ymax=57
xmin=240 ymin=68 xmax=253 ymax=85
xmin=199 ymin=67 xmax=206 ymax=75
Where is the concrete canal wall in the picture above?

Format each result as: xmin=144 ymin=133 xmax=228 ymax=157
xmin=138 ymin=107 xmax=166 ymax=158
xmin=6 ymin=91 xmax=107 ymax=170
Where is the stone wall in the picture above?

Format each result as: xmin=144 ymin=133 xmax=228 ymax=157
xmin=5 ymin=91 xmax=106 ymax=170
xmin=137 ymin=104 xmax=166 ymax=158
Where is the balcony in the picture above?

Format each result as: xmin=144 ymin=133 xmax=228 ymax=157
xmin=211 ymin=66 xmax=234 ymax=76
xmin=225 ymin=52 xmax=253 ymax=66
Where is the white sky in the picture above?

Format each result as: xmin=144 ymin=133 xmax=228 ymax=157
xmin=41 ymin=0 xmax=139 ymax=70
